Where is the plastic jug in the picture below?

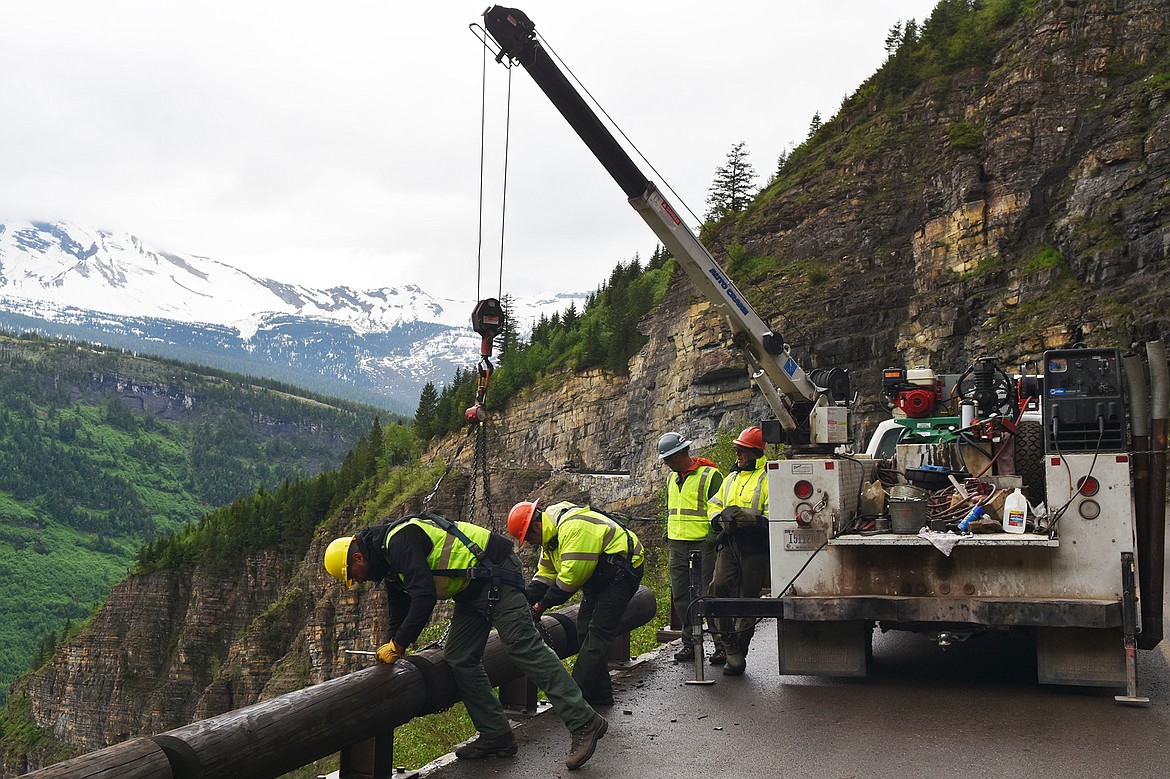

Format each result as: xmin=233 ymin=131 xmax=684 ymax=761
xmin=1003 ymin=488 xmax=1028 ymax=534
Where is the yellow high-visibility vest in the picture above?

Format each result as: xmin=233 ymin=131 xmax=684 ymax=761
xmin=385 ymin=518 xmax=492 ymax=599
xmin=720 ymin=463 xmax=769 ymax=514
xmin=666 ymin=464 xmax=721 ymax=541
xmin=534 ymin=503 xmax=644 ymax=594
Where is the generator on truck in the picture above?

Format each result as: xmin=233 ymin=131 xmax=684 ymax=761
xmin=479 ymin=6 xmax=1169 ymax=702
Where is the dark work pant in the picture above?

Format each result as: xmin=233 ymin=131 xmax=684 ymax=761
xmin=572 ymin=565 xmax=643 ymax=705
xmin=445 ymin=554 xmax=594 ymax=736
xmin=709 ymin=535 xmax=769 ymax=657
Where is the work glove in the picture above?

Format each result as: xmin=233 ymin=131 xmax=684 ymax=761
xmin=376 ymin=640 xmax=404 ymax=665
xmin=532 ymin=602 xmax=546 ymax=622
xmin=525 ymin=580 xmax=549 ymax=606
xmin=728 ymin=506 xmax=762 ymax=529
xmin=711 ymin=510 xmax=736 ymax=532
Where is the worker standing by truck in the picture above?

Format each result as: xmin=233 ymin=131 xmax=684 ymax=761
xmin=658 ymin=431 xmax=727 ymax=664
xmin=507 ymin=499 xmax=645 ymax=707
xmin=710 ymin=426 xmax=770 ymax=676
xmin=323 ymin=515 xmax=608 ymax=771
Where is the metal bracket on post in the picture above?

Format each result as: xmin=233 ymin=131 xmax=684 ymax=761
xmin=340 ymin=729 xmax=420 ymax=779
xmin=684 ymin=550 xmax=714 ymax=686
xmin=1115 ymin=551 xmax=1151 ymax=707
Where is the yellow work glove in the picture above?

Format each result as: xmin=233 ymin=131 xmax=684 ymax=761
xmin=376 ymin=640 xmax=404 ymax=665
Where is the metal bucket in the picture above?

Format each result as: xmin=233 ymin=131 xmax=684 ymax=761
xmin=889 ymin=484 xmax=928 ymax=501
xmin=889 ymin=496 xmax=928 ymax=534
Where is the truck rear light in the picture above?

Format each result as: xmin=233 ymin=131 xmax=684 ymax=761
xmin=794 ymin=480 xmax=814 ymax=499
xmin=1077 ymin=476 xmax=1100 ymax=496
xmin=795 ymin=503 xmax=815 ymax=527
xmin=1078 ymin=499 xmax=1101 ymax=520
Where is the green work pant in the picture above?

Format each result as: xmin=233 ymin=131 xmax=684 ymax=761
xmin=709 ymin=535 xmax=770 ymax=657
xmin=572 ymin=565 xmax=642 ymax=705
xmin=444 ymin=553 xmax=594 ymax=737
xmin=668 ymin=537 xmax=722 ymax=650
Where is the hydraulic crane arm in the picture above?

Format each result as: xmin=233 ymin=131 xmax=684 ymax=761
xmin=482 ymin=7 xmax=846 ymax=445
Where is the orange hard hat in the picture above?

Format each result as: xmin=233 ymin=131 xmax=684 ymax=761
xmin=733 ymin=426 xmax=765 ymax=451
xmin=507 ymin=500 xmax=540 ymax=545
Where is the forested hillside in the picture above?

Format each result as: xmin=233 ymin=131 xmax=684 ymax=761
xmin=0 ymin=332 xmax=395 ymax=699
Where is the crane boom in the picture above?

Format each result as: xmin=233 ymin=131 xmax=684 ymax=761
xmin=482 ymin=6 xmax=848 ymax=447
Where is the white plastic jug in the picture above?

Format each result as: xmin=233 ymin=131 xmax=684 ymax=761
xmin=1002 ymin=488 xmax=1028 ymax=534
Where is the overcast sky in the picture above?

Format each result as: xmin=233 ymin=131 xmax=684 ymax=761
xmin=1 ymin=1 xmax=940 ymax=303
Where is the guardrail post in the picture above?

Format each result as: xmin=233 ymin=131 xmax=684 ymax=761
xmin=607 ymin=630 xmax=633 ymax=668
xmin=339 ymin=729 xmax=402 ymax=779
xmin=498 ymin=674 xmax=541 ymax=715
xmin=339 ymin=730 xmax=391 ymax=779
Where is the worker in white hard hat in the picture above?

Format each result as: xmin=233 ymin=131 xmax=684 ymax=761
xmin=324 ymin=513 xmax=607 ymax=770
xmin=657 ymin=431 xmax=726 ymax=665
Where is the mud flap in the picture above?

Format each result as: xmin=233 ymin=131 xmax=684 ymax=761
xmin=778 ymin=619 xmax=869 ymax=677
xmin=1036 ymin=627 xmax=1126 ymax=687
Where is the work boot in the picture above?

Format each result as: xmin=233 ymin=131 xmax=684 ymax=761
xmin=455 ymin=731 xmax=518 ymax=760
xmin=708 ymin=647 xmax=727 ymax=665
xmin=565 ymin=713 xmax=608 ymax=770
xmin=673 ymin=644 xmax=695 ymax=662
xmin=722 ymin=651 xmax=746 ymax=676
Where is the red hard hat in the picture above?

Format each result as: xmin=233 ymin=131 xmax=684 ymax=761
xmin=733 ymin=426 xmax=765 ymax=451
xmin=507 ymin=500 xmax=540 ymax=545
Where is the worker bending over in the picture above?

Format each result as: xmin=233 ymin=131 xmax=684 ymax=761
xmin=710 ymin=426 xmax=770 ymax=676
xmin=507 ymin=500 xmax=644 ymax=707
xmin=323 ymin=514 xmax=607 ymax=770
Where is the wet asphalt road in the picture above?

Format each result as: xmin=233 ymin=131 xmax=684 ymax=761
xmin=415 ymin=622 xmax=1170 ymax=779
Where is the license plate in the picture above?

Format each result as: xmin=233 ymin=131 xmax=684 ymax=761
xmin=784 ymin=528 xmax=826 ymax=551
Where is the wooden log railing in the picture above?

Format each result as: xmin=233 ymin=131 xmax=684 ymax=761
xmin=22 ymin=585 xmax=657 ymax=779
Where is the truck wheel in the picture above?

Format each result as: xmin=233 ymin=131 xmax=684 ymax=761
xmin=1015 ymin=420 xmax=1045 ymax=504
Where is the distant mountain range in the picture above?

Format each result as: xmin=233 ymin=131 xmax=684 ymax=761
xmin=0 ymin=221 xmax=588 ymax=413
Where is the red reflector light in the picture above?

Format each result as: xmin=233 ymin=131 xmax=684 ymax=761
xmin=1050 ymin=457 xmax=1061 ymax=465
xmin=1077 ymin=476 xmax=1100 ymax=496
xmin=825 ymin=461 xmax=835 ymax=470
xmin=794 ymin=480 xmax=814 ymax=499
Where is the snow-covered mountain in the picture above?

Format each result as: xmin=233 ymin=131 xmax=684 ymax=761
xmin=0 ymin=221 xmax=589 ymax=413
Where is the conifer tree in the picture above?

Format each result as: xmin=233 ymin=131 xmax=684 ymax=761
xmin=705 ymin=141 xmax=758 ymax=221
xmin=414 ymin=382 xmax=438 ymax=440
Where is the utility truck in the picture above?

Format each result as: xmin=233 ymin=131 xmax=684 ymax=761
xmin=480 ymin=6 xmax=1169 ymax=701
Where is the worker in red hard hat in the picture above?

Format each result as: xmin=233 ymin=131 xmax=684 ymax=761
xmin=507 ymin=499 xmax=644 ymax=707
xmin=324 ymin=514 xmax=607 ymax=770
xmin=709 ymin=425 xmax=770 ymax=677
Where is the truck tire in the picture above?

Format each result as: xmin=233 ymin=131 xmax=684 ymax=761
xmin=1015 ymin=420 xmax=1046 ymax=505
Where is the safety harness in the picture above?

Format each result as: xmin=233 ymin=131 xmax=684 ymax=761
xmin=393 ymin=513 xmax=525 ymax=620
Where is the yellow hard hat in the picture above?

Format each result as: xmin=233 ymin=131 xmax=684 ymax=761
xmin=324 ymin=536 xmax=355 ymax=589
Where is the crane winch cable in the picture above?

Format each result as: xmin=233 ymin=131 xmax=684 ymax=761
xmin=536 ymin=31 xmax=704 ymax=229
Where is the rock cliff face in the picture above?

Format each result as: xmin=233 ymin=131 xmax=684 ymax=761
xmin=5 ymin=1 xmax=1169 ymax=773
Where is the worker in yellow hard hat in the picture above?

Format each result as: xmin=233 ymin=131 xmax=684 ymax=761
xmin=507 ymin=499 xmax=644 ymax=708
xmin=709 ymin=425 xmax=770 ymax=677
xmin=324 ymin=513 xmax=608 ymax=770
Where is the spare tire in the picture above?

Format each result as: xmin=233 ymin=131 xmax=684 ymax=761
xmin=1014 ymin=420 xmax=1046 ymax=505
